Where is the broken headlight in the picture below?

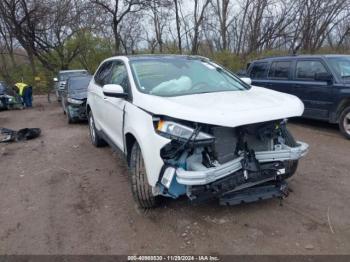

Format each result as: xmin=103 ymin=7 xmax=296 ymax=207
xmin=67 ymin=97 xmax=83 ymax=104
xmin=156 ymin=120 xmax=214 ymax=142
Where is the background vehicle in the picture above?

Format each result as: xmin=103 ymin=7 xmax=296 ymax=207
xmin=87 ymin=55 xmax=308 ymax=209
xmin=0 ymin=81 xmax=24 ymax=110
xmin=53 ymin=70 xmax=88 ymax=102
xmin=247 ymin=55 xmax=350 ymax=139
xmin=61 ymin=75 xmax=92 ymax=123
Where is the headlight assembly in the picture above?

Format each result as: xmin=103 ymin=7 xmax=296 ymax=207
xmin=67 ymin=97 xmax=83 ymax=104
xmin=156 ymin=120 xmax=214 ymax=142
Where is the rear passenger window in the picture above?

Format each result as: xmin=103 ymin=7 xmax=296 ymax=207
xmin=268 ymin=61 xmax=291 ymax=79
xmin=296 ymin=60 xmax=328 ymax=80
xmin=250 ymin=62 xmax=268 ymax=79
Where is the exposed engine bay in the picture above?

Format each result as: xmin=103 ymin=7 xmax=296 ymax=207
xmin=154 ymin=117 xmax=309 ymax=205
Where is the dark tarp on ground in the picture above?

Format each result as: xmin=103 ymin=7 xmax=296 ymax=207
xmin=0 ymin=128 xmax=41 ymax=143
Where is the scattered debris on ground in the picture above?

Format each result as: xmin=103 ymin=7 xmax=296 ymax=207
xmin=0 ymin=128 xmax=41 ymax=143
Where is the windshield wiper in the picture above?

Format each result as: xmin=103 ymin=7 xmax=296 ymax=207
xmin=341 ymin=75 xmax=350 ymax=78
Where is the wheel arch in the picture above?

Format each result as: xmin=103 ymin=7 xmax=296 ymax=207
xmin=335 ymin=98 xmax=350 ymax=122
xmin=125 ymin=132 xmax=137 ymax=165
xmin=86 ymin=103 xmax=91 ymax=115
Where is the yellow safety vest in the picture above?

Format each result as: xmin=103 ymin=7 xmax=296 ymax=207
xmin=15 ymin=83 xmax=28 ymax=96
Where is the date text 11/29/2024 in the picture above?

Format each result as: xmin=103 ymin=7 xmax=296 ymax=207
xmin=127 ymin=255 xmax=220 ymax=261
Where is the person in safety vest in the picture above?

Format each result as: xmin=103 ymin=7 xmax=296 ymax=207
xmin=15 ymin=82 xmax=33 ymax=108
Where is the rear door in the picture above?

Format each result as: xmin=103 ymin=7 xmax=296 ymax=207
xmin=249 ymin=60 xmax=295 ymax=94
xmin=291 ymin=59 xmax=334 ymax=120
xmin=265 ymin=60 xmax=295 ymax=93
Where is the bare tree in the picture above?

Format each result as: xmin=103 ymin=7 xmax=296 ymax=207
xmin=91 ymin=0 xmax=145 ymax=55
xmin=291 ymin=0 xmax=348 ymax=53
xmin=212 ymin=0 xmax=232 ymax=51
xmin=189 ymin=0 xmax=212 ymax=54
xmin=174 ymin=0 xmax=182 ymax=53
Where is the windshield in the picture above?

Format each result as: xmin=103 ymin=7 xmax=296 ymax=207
xmin=130 ymin=58 xmax=248 ymax=97
xmin=59 ymin=71 xmax=88 ymax=81
xmin=327 ymin=57 xmax=350 ymax=80
xmin=68 ymin=77 xmax=91 ymax=93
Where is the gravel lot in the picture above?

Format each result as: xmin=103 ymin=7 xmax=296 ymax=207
xmin=0 ymin=96 xmax=349 ymax=255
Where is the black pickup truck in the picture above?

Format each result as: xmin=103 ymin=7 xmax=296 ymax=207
xmin=246 ymin=55 xmax=350 ymax=139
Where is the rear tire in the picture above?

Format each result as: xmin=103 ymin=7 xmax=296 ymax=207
xmin=129 ymin=142 xmax=158 ymax=208
xmin=88 ymin=111 xmax=106 ymax=147
xmin=339 ymin=106 xmax=350 ymax=139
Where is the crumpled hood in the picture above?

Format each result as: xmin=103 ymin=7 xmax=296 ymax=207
xmin=133 ymin=86 xmax=304 ymax=127
xmin=69 ymin=91 xmax=87 ymax=100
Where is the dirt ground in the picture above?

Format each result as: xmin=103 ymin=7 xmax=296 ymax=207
xmin=0 ymin=95 xmax=349 ymax=255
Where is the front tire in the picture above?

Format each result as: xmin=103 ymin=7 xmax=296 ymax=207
xmin=88 ymin=111 xmax=106 ymax=147
xmin=129 ymin=142 xmax=158 ymax=208
xmin=339 ymin=106 xmax=350 ymax=139
xmin=67 ymin=108 xmax=74 ymax=124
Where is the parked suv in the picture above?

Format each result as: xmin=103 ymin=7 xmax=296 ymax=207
xmin=53 ymin=69 xmax=88 ymax=102
xmin=87 ymin=55 xmax=308 ymax=208
xmin=247 ymin=55 xmax=350 ymax=139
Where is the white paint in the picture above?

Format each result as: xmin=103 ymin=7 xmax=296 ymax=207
xmin=87 ymin=56 xmax=306 ymax=190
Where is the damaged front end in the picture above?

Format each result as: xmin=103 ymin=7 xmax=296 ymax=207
xmin=154 ymin=117 xmax=308 ymax=205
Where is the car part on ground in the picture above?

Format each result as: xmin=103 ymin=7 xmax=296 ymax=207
xmin=0 ymin=128 xmax=41 ymax=143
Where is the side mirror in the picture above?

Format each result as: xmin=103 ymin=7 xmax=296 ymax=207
xmin=103 ymin=84 xmax=128 ymax=98
xmin=315 ymin=72 xmax=333 ymax=82
xmin=53 ymin=77 xmax=58 ymax=82
xmin=240 ymin=77 xmax=252 ymax=85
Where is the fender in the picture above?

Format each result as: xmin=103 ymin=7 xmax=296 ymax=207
xmin=123 ymin=103 xmax=170 ymax=186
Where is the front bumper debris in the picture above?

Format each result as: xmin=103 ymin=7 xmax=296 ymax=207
xmin=219 ymin=181 xmax=288 ymax=206
xmin=176 ymin=141 xmax=308 ymax=185
xmin=68 ymin=104 xmax=87 ymax=120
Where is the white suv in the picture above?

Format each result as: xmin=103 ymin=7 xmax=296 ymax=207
xmin=87 ymin=55 xmax=308 ymax=208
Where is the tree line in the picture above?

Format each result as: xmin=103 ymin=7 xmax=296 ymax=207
xmin=0 ymin=0 xmax=350 ymax=87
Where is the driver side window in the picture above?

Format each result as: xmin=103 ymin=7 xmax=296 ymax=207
xmin=94 ymin=61 xmax=113 ymax=86
xmin=110 ymin=61 xmax=130 ymax=92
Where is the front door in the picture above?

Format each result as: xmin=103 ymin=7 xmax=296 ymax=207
xmin=102 ymin=61 xmax=130 ymax=151
xmin=90 ymin=61 xmax=114 ymax=131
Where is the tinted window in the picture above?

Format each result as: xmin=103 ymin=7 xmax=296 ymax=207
xmin=250 ymin=62 xmax=268 ymax=79
xmin=268 ymin=61 xmax=291 ymax=79
xmin=68 ymin=76 xmax=92 ymax=92
xmin=94 ymin=62 xmax=113 ymax=86
xmin=110 ymin=62 xmax=129 ymax=91
xmin=295 ymin=60 xmax=328 ymax=80
xmin=59 ymin=71 xmax=88 ymax=81
xmin=327 ymin=57 xmax=350 ymax=79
